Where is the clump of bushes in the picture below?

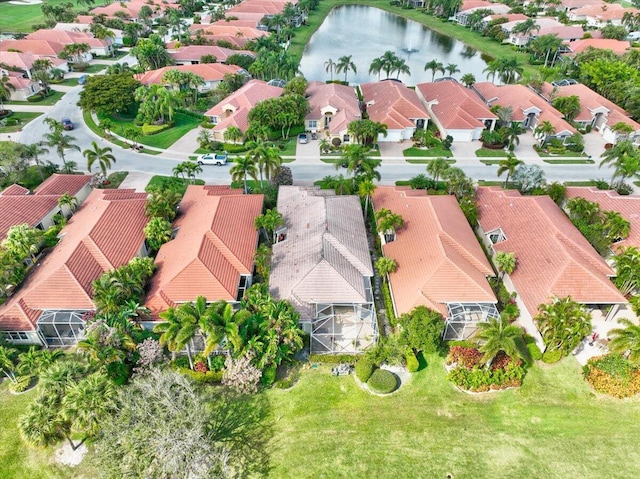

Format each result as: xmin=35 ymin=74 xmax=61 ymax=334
xmin=141 ymin=123 xmax=171 ymax=135
xmin=525 ymin=336 xmax=543 ymax=361
xmin=309 ymin=354 xmax=359 ymax=364
xmin=446 ymin=346 xmax=526 ymax=392
xmin=542 ymin=349 xmax=562 ymax=364
xmin=9 ymin=375 xmax=32 ymax=393
xmin=355 ymin=357 xmax=374 ymax=382
xmin=405 ymin=349 xmax=419 ymax=373
xmin=367 ymin=369 xmax=398 ymax=394
xmin=584 ymin=353 xmax=640 ymax=398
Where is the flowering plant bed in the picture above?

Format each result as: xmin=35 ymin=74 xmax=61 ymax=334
xmin=446 ymin=346 xmax=526 ymax=392
xmin=584 ymin=354 xmax=640 ymax=398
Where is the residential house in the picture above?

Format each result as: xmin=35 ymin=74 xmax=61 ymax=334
xmin=304 ymin=81 xmax=361 ymax=144
xmin=501 ymin=18 xmax=571 ymax=47
xmin=1 ymin=70 xmax=43 ymax=101
xmin=169 ymin=45 xmax=254 ymax=65
xmin=27 ymin=29 xmax=111 ymax=58
xmin=135 ymin=63 xmax=248 ymax=92
xmin=373 ymin=186 xmax=498 ymax=340
xmin=455 ymin=1 xmax=510 ymax=26
xmin=0 ymin=45 xmax=70 ymax=78
xmin=188 ymin=24 xmax=269 ymax=46
xmin=269 ymin=186 xmax=377 ymax=354
xmin=562 ymin=38 xmax=631 ymax=57
xmin=0 ymin=174 xmax=92 ymax=241
xmin=145 ymin=186 xmax=263 ymax=321
xmin=539 ymin=82 xmax=640 ymax=144
xmin=565 ymin=188 xmax=640 ymax=252
xmin=91 ymin=0 xmax=178 ymax=22
xmin=0 ymin=188 xmax=148 ymax=346
xmin=569 ymin=4 xmax=639 ymax=27
xmin=555 ymin=0 xmax=606 ymax=13
xmin=204 ymin=79 xmax=282 ymax=142
xmin=54 ymin=22 xmax=125 ymax=47
xmin=360 ymin=80 xmax=429 ymax=142
xmin=416 ymin=80 xmax=498 ymax=142
xmin=476 ymin=186 xmax=628 ymax=345
xmin=473 ymin=82 xmax=576 ymax=142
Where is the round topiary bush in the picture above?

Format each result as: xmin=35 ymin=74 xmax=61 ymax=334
xmin=542 ymin=349 xmax=563 ymax=364
xmin=355 ymin=357 xmax=374 ymax=382
xmin=367 ymin=369 xmax=398 ymax=394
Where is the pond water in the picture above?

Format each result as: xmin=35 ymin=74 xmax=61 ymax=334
xmin=299 ymin=5 xmax=493 ymax=85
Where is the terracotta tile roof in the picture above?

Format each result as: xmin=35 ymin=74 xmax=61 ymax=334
xmin=269 ymin=186 xmax=373 ymax=320
xmin=372 ymin=187 xmax=496 ymax=317
xmin=0 ymin=189 xmax=148 ymax=331
xmin=565 ymin=188 xmax=640 ymax=252
xmin=502 ymin=17 xmax=564 ymax=32
xmin=573 ymin=3 xmax=638 ymax=21
xmin=0 ymin=196 xmax=60 ymax=240
xmin=91 ymin=0 xmax=177 ymax=18
xmin=0 ymin=184 xmax=30 ymax=196
xmin=0 ymin=39 xmax=65 ymax=57
xmin=538 ymin=25 xmax=584 ymax=39
xmin=417 ymin=80 xmax=497 ymax=130
xmin=145 ymin=186 xmax=263 ymax=317
xmin=473 ymin=82 xmax=576 ymax=133
xmin=485 ymin=13 xmax=528 ymax=22
xmin=5 ymin=74 xmax=34 ymax=91
xmin=476 ymin=187 xmax=626 ymax=317
xmin=33 ymin=174 xmax=92 ymax=196
xmin=27 ymin=29 xmax=110 ymax=48
xmin=205 ymin=79 xmax=282 ymax=132
xmin=460 ymin=0 xmax=500 ymax=11
xmin=188 ymin=24 xmax=268 ymax=40
xmin=169 ymin=45 xmax=254 ymax=63
xmin=135 ymin=63 xmax=243 ymax=85
xmin=565 ymin=38 xmax=631 ymax=56
xmin=560 ymin=0 xmax=605 ymax=9
xmin=305 ymin=81 xmax=361 ymax=135
xmin=361 ymin=81 xmax=429 ymax=129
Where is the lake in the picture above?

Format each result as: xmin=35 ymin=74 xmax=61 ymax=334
xmin=299 ymin=5 xmax=493 ymax=85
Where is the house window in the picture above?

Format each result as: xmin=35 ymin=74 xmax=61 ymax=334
xmin=343 ymin=134 xmax=350 ymax=142
xmin=488 ymin=228 xmax=506 ymax=244
xmin=236 ymin=275 xmax=249 ymax=301
xmin=171 ymin=227 xmax=180 ymax=240
xmin=6 ymin=331 xmax=29 ymax=341
xmin=308 ymin=120 xmax=317 ymax=128
xmin=209 ymin=116 xmax=219 ymax=124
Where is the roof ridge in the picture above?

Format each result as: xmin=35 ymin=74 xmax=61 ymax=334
xmin=205 ymin=231 xmax=248 ymax=272
xmin=323 ymin=232 xmax=372 ymax=276
xmin=555 ymin=232 xmax=613 ymax=276
xmin=81 ymin=236 xmax=114 ymax=271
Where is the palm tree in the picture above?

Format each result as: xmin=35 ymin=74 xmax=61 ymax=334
xmin=20 ymin=142 xmax=49 ymax=181
xmin=375 ymin=256 xmax=397 ymax=282
xmin=43 ymin=129 xmax=80 ymax=172
xmin=375 ymin=208 xmax=404 ymax=242
xmin=263 ymin=146 xmax=282 ymax=181
xmin=503 ymin=122 xmax=524 ymax=150
xmin=424 ymin=59 xmax=444 ymax=82
xmin=494 ymin=251 xmax=516 ymax=279
xmin=336 ymin=55 xmax=357 ymax=83
xmin=254 ymin=208 xmax=284 ymax=244
xmin=474 ymin=316 xmax=527 ymax=367
xmin=0 ymin=74 xmax=16 ymax=114
xmin=199 ymin=300 xmax=230 ymax=365
xmin=57 ymin=193 xmax=77 ymax=216
xmin=83 ymin=141 xmax=116 ymax=177
xmin=460 ymin=73 xmax=476 ymax=88
xmin=246 ymin=140 xmax=270 ymax=184
xmin=224 ymin=125 xmax=243 ymax=144
xmin=230 ymin=156 xmax=258 ymax=194
xmin=534 ymin=120 xmax=556 ymax=145
xmin=358 ymin=178 xmax=377 ymax=218
xmin=612 ymin=246 xmax=640 ymax=296
xmin=608 ymin=319 xmax=640 ymax=367
xmin=602 ymin=211 xmax=631 ymax=243
xmin=155 ymin=306 xmax=196 ymax=369
xmin=19 ymin=401 xmax=69 ymax=448
xmin=369 ymin=57 xmax=384 ymax=81
xmin=497 ymin=155 xmax=524 ymax=188
xmin=483 ymin=61 xmax=500 ymax=83
xmin=445 ymin=63 xmax=460 ymax=78
xmin=324 ymin=58 xmax=336 ymax=81
xmin=393 ymin=57 xmax=411 ymax=79
xmin=535 ymin=296 xmax=592 ymax=355
xmin=0 ymin=346 xmax=18 ymax=383
xmin=599 ymin=140 xmax=640 ymax=183
xmin=174 ymin=297 xmax=209 ymax=368
xmin=426 ymin=157 xmax=451 ymax=183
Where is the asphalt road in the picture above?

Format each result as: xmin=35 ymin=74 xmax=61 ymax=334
xmin=18 ymin=86 xmax=620 ymax=186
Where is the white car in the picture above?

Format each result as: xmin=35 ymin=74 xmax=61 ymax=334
xmin=298 ymin=133 xmax=308 ymax=144
xmin=197 ymin=153 xmax=228 ymax=166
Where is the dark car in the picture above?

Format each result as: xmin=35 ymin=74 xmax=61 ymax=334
xmin=61 ymin=118 xmax=74 ymax=130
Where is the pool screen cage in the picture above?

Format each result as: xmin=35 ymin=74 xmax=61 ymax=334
xmin=37 ymin=310 xmax=89 ymax=347
xmin=444 ymin=303 xmax=500 ymax=340
xmin=311 ymin=303 xmax=378 ymax=354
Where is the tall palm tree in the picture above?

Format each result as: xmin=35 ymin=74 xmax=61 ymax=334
xmin=199 ymin=300 xmax=230 ymax=365
xmin=393 ymin=57 xmax=411 ymax=79
xmin=57 ymin=193 xmax=77 ymax=216
xmin=424 ymin=59 xmax=445 ymax=82
xmin=375 ymin=256 xmax=397 ymax=283
xmin=369 ymin=57 xmax=384 ymax=81
xmin=0 ymin=346 xmax=18 ymax=383
xmin=155 ymin=306 xmax=196 ymax=369
xmin=263 ymin=146 xmax=282 ymax=181
xmin=246 ymin=140 xmax=270 ymax=184
xmin=497 ymin=155 xmax=524 ymax=188
xmin=612 ymin=246 xmax=640 ymax=296
xmin=0 ymin=74 xmax=16 ymax=113
xmin=83 ymin=141 xmax=116 ymax=177
xmin=460 ymin=73 xmax=476 ymax=88
xmin=336 ymin=55 xmax=357 ymax=83
xmin=254 ymin=208 xmax=284 ymax=244
xmin=483 ymin=61 xmax=501 ymax=84
xmin=494 ymin=251 xmax=516 ymax=279
xmin=324 ymin=58 xmax=336 ymax=81
xmin=426 ymin=157 xmax=451 ymax=183
xmin=445 ymin=63 xmax=460 ymax=78
xmin=535 ymin=296 xmax=591 ymax=355
xmin=599 ymin=140 xmax=640 ymax=183
xmin=608 ymin=318 xmax=640 ymax=367
xmin=503 ymin=122 xmax=524 ymax=150
xmin=230 ymin=156 xmax=258 ymax=194
xmin=474 ymin=316 xmax=527 ymax=367
xmin=43 ymin=129 xmax=80 ymax=172
xmin=358 ymin=178 xmax=377 ymax=218
xmin=20 ymin=142 xmax=49 ymax=181
xmin=534 ymin=120 xmax=556 ymax=145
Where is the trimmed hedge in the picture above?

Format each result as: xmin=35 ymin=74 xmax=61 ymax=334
xmin=309 ymin=354 xmax=359 ymax=364
xmin=355 ymin=357 xmax=375 ymax=382
xmin=405 ymin=349 xmax=419 ymax=373
xmin=9 ymin=375 xmax=32 ymax=393
xmin=525 ymin=336 xmax=543 ymax=361
xmin=367 ymin=369 xmax=398 ymax=394
xmin=142 ymin=123 xmax=171 ymax=135
xmin=542 ymin=349 xmax=563 ymax=364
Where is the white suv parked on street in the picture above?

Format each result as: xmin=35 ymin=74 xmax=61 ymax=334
xmin=197 ymin=153 xmax=228 ymax=166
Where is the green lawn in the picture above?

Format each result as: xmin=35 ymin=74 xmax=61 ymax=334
xmin=543 ymin=159 xmax=595 ymax=164
xmin=266 ymin=355 xmax=640 ymax=479
xmin=406 ymin=158 xmax=456 ymax=165
xmin=83 ymin=110 xmax=162 ymax=155
xmin=0 ymin=0 xmax=83 ymax=33
xmin=98 ymin=171 xmax=129 ymax=189
xmin=98 ymin=112 xmax=200 ymax=150
xmin=5 ymin=90 xmax=65 ymax=106
xmin=534 ymin=147 xmax=588 ymax=158
xmin=403 ymin=146 xmax=452 ymax=158
xmin=0 ymin=112 xmax=42 ymax=133
xmin=56 ymin=78 xmax=80 ymax=87
xmin=77 ymin=64 xmax=107 ymax=74
xmin=475 ymin=148 xmax=512 ymax=158
xmin=479 ymin=159 xmax=503 ymax=165
xmin=565 ymin=180 xmax=600 ymax=187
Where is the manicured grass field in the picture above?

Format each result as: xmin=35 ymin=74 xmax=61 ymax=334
xmin=0 ymin=0 xmax=82 ymax=33
xmin=475 ymin=148 xmax=512 ymax=158
xmin=543 ymin=159 xmax=595 ymax=164
xmin=82 ymin=110 xmax=163 ymax=155
xmin=0 ymin=112 xmax=42 ymax=133
xmin=5 ymin=90 xmax=65 ymax=106
xmin=77 ymin=64 xmax=106 ymax=74
xmin=403 ymin=146 xmax=452 ymax=158
xmin=266 ymin=355 xmax=640 ymax=479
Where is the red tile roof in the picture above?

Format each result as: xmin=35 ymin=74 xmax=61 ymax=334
xmin=145 ymin=186 xmax=263 ymax=317
xmin=572 ymin=3 xmax=638 ymax=21
xmin=188 ymin=24 xmax=268 ymax=40
xmin=373 ymin=187 xmax=496 ymax=317
xmin=169 ymin=45 xmax=254 ymax=63
xmin=34 ymin=174 xmax=92 ymax=196
xmin=417 ymin=80 xmax=497 ymax=130
xmin=305 ymin=81 xmax=361 ymax=135
xmin=0 ymin=189 xmax=148 ymax=331
xmin=135 ymin=63 xmax=243 ymax=85
xmin=0 ymin=39 xmax=65 ymax=57
xmin=27 ymin=29 xmax=110 ymax=49
xmin=565 ymin=188 xmax=640 ymax=252
xmin=1 ymin=184 xmax=30 ymax=196
xmin=565 ymin=39 xmax=631 ymax=56
xmin=361 ymin=81 xmax=429 ymax=129
xmin=476 ymin=187 xmax=626 ymax=317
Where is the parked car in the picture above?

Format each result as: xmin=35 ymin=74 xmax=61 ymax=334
xmin=61 ymin=118 xmax=74 ymax=130
xmin=298 ymin=133 xmax=308 ymax=144
xmin=78 ymin=75 xmax=88 ymax=85
xmin=197 ymin=152 xmax=228 ymax=166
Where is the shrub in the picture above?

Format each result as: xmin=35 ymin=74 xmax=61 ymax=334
xmin=584 ymin=354 xmax=640 ymax=398
xmin=308 ymin=354 xmax=359 ymax=364
xmin=141 ymin=123 xmax=171 ymax=135
xmin=501 ymin=302 xmax=520 ymax=321
xmin=200 ymin=120 xmax=214 ymax=129
xmin=367 ymin=368 xmax=398 ymax=394
xmin=542 ymin=349 xmax=563 ymax=364
xmin=261 ymin=365 xmax=277 ymax=386
xmin=221 ymin=143 xmax=247 ymax=153
xmin=405 ymin=349 xmax=419 ymax=373
xmin=26 ymin=94 xmax=45 ymax=103
xmin=448 ymin=362 xmax=525 ymax=392
xmin=355 ymin=357 xmax=374 ymax=382
xmin=9 ymin=375 xmax=32 ymax=393
xmin=524 ymin=336 xmax=543 ymax=361
xmin=447 ymin=346 xmax=484 ymax=369
xmin=275 ymin=377 xmax=296 ymax=389
xmin=178 ymin=367 xmax=223 ymax=384
xmin=446 ymin=340 xmax=477 ymax=349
